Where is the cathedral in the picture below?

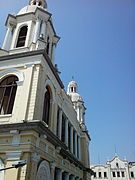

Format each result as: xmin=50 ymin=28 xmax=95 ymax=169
xmin=0 ymin=0 xmax=93 ymax=179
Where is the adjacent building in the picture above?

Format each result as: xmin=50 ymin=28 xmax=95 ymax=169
xmin=91 ymin=156 xmax=135 ymax=180
xmin=0 ymin=0 xmax=93 ymax=179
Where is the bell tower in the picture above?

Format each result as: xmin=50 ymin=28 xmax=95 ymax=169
xmin=2 ymin=0 xmax=59 ymax=64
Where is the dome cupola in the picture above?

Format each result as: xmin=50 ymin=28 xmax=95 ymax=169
xmin=29 ymin=0 xmax=47 ymax=9
xmin=67 ymin=80 xmax=86 ymax=126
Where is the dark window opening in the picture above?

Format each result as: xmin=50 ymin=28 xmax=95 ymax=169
xmin=56 ymin=106 xmax=60 ymax=136
xmin=0 ymin=76 xmax=18 ymax=115
xmin=117 ymin=171 xmax=120 ymax=177
xmin=73 ymin=130 xmax=76 ymax=154
xmin=46 ymin=36 xmax=50 ymax=55
xmin=16 ymin=26 xmax=28 ymax=48
xmin=94 ymin=172 xmax=96 ymax=178
xmin=121 ymin=171 xmax=125 ymax=177
xmin=99 ymin=172 xmax=102 ymax=178
xmin=131 ymin=172 xmax=134 ymax=178
xmin=116 ymin=163 xmax=119 ymax=168
xmin=112 ymin=172 xmax=116 ymax=177
xmin=61 ymin=114 xmax=65 ymax=143
xmin=68 ymin=124 xmax=71 ymax=150
xmin=33 ymin=1 xmax=36 ymax=5
xmin=71 ymin=87 xmax=73 ymax=92
xmin=38 ymin=1 xmax=42 ymax=6
xmin=77 ymin=135 xmax=79 ymax=158
xmin=104 ymin=172 xmax=107 ymax=178
xmin=42 ymin=87 xmax=50 ymax=124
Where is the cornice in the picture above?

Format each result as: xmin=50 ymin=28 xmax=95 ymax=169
xmin=0 ymin=121 xmax=93 ymax=174
xmin=0 ymin=49 xmax=64 ymax=89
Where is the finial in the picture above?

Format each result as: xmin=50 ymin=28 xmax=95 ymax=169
xmin=72 ymin=76 xmax=74 ymax=80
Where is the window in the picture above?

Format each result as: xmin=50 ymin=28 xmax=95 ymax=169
xmin=73 ymin=130 xmax=76 ymax=154
xmin=0 ymin=76 xmax=18 ymax=115
xmin=121 ymin=171 xmax=125 ymax=177
xmin=61 ymin=114 xmax=66 ymax=143
xmin=56 ymin=106 xmax=60 ymax=136
xmin=94 ymin=172 xmax=96 ymax=178
xmin=33 ymin=1 xmax=36 ymax=5
xmin=117 ymin=171 xmax=120 ymax=177
xmin=46 ymin=36 xmax=50 ymax=55
xmin=112 ymin=172 xmax=116 ymax=177
xmin=38 ymin=1 xmax=42 ymax=6
xmin=42 ymin=86 xmax=50 ymax=124
xmin=131 ymin=172 xmax=134 ymax=178
xmin=116 ymin=163 xmax=119 ymax=168
xmin=104 ymin=172 xmax=107 ymax=178
xmin=99 ymin=172 xmax=102 ymax=178
xmin=68 ymin=124 xmax=71 ymax=150
xmin=77 ymin=135 xmax=79 ymax=158
xmin=16 ymin=26 xmax=28 ymax=48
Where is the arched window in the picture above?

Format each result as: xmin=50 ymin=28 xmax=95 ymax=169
xmin=46 ymin=36 xmax=50 ymax=55
xmin=42 ymin=86 xmax=50 ymax=124
xmin=16 ymin=26 xmax=28 ymax=48
xmin=0 ymin=76 xmax=18 ymax=115
xmin=33 ymin=1 xmax=36 ymax=5
xmin=38 ymin=1 xmax=42 ymax=6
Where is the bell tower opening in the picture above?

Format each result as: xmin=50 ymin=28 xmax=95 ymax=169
xmin=16 ymin=26 xmax=28 ymax=48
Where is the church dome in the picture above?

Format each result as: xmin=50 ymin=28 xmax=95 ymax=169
xmin=67 ymin=80 xmax=83 ymax=102
xmin=17 ymin=0 xmax=47 ymax=15
xmin=17 ymin=5 xmax=37 ymax=15
xmin=69 ymin=92 xmax=83 ymax=102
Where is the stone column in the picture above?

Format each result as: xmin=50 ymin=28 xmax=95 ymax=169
xmin=2 ymin=26 xmax=13 ymax=50
xmin=33 ymin=19 xmax=41 ymax=43
xmin=5 ymin=151 xmax=22 ymax=180
xmin=70 ymin=175 xmax=75 ymax=180
xmin=75 ymin=132 xmax=78 ymax=157
xmin=56 ymin=168 xmax=62 ymax=180
xmin=58 ymin=109 xmax=62 ymax=140
xmin=65 ymin=118 xmax=69 ymax=146
xmin=70 ymin=126 xmax=73 ymax=153
xmin=40 ymin=21 xmax=46 ymax=39
xmin=50 ymin=162 xmax=56 ymax=180
xmin=65 ymin=172 xmax=70 ymax=180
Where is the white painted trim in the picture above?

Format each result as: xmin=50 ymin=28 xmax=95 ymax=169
xmin=0 ymin=69 xmax=24 ymax=83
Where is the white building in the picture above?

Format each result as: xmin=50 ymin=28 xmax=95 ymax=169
xmin=91 ymin=156 xmax=135 ymax=180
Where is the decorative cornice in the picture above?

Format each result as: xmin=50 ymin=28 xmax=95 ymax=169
xmin=0 ymin=49 xmax=64 ymax=89
xmin=0 ymin=121 xmax=93 ymax=174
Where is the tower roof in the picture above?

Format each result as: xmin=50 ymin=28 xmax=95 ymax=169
xmin=67 ymin=81 xmax=83 ymax=102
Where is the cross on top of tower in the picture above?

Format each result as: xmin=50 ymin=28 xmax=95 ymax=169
xmin=29 ymin=0 xmax=47 ymax=9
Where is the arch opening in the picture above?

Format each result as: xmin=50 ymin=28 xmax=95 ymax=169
xmin=0 ymin=75 xmax=18 ymax=115
xmin=16 ymin=26 xmax=28 ymax=48
xmin=42 ymin=86 xmax=51 ymax=125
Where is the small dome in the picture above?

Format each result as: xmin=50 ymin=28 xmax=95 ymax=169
xmin=17 ymin=5 xmax=37 ymax=15
xmin=67 ymin=80 xmax=83 ymax=102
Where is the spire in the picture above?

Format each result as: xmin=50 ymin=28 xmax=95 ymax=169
xmin=29 ymin=0 xmax=47 ymax=9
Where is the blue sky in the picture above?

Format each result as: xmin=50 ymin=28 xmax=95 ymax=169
xmin=0 ymin=0 xmax=135 ymax=164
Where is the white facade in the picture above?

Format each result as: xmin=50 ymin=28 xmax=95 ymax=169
xmin=91 ymin=156 xmax=135 ymax=180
